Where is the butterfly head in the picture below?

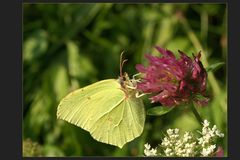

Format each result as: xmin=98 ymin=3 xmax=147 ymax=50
xmin=118 ymin=51 xmax=141 ymax=98
xmin=118 ymin=72 xmax=139 ymax=98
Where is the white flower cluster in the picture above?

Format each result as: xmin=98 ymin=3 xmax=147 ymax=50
xmin=198 ymin=120 xmax=224 ymax=157
xmin=143 ymin=119 xmax=224 ymax=157
xmin=161 ymin=128 xmax=196 ymax=157
xmin=144 ymin=143 xmax=157 ymax=156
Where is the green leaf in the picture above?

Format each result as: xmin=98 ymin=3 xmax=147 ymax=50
xmin=206 ymin=62 xmax=225 ymax=72
xmin=67 ymin=41 xmax=97 ymax=80
xmin=147 ymin=106 xmax=174 ymax=116
xmin=23 ymin=29 xmax=48 ymax=62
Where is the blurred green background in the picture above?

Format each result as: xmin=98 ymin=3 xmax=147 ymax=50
xmin=23 ymin=3 xmax=227 ymax=156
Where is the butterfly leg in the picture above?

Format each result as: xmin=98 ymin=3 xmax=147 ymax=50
xmin=135 ymin=91 xmax=146 ymax=98
xmin=126 ymin=85 xmax=136 ymax=90
xmin=132 ymin=73 xmax=142 ymax=82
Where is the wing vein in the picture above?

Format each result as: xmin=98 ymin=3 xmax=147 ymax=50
xmin=90 ymin=97 xmax=125 ymax=129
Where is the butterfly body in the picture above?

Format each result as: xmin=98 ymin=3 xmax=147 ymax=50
xmin=57 ymin=77 xmax=145 ymax=148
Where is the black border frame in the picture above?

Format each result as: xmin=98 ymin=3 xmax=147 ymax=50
xmin=1 ymin=0 xmax=239 ymax=160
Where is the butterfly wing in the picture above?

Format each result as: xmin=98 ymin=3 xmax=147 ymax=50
xmin=57 ymin=79 xmax=145 ymax=148
xmin=90 ymin=91 xmax=145 ymax=148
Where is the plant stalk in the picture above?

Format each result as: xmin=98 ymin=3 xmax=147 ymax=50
xmin=190 ymin=103 xmax=203 ymax=125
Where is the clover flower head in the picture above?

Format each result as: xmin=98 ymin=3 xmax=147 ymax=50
xmin=136 ymin=46 xmax=208 ymax=107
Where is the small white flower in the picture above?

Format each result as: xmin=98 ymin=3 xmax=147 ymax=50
xmin=161 ymin=137 xmax=170 ymax=146
xmin=216 ymin=130 xmax=224 ymax=137
xmin=203 ymin=120 xmax=210 ymax=127
xmin=170 ymin=134 xmax=179 ymax=139
xmin=163 ymin=137 xmax=168 ymax=141
xmin=198 ymin=137 xmax=203 ymax=144
xmin=209 ymin=130 xmax=215 ymax=137
xmin=209 ymin=144 xmax=216 ymax=150
xmin=150 ymin=148 xmax=157 ymax=155
xmin=176 ymin=148 xmax=184 ymax=155
xmin=184 ymin=143 xmax=190 ymax=148
xmin=212 ymin=125 xmax=217 ymax=131
xmin=220 ymin=133 xmax=224 ymax=137
xmin=144 ymin=143 xmax=151 ymax=150
xmin=201 ymin=148 xmax=209 ymax=156
xmin=165 ymin=148 xmax=174 ymax=156
xmin=186 ymin=148 xmax=192 ymax=154
xmin=144 ymin=143 xmax=157 ymax=157
xmin=183 ymin=132 xmax=192 ymax=142
xmin=202 ymin=127 xmax=207 ymax=135
xmin=174 ymin=128 xmax=179 ymax=134
xmin=165 ymin=148 xmax=172 ymax=154
xmin=201 ymin=145 xmax=216 ymax=156
xmin=167 ymin=129 xmax=174 ymax=135
xmin=190 ymin=142 xmax=196 ymax=148
xmin=182 ymin=153 xmax=187 ymax=157
xmin=175 ymin=140 xmax=182 ymax=146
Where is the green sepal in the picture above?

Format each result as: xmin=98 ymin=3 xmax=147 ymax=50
xmin=147 ymin=106 xmax=175 ymax=116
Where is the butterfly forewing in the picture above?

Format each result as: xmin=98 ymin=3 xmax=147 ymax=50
xmin=57 ymin=79 xmax=122 ymax=130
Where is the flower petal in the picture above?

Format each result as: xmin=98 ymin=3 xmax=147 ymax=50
xmin=136 ymin=46 xmax=208 ymax=107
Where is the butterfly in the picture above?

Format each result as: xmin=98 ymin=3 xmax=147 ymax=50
xmin=57 ymin=52 xmax=145 ymax=148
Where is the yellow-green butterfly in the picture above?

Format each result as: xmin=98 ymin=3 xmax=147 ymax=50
xmin=57 ymin=53 xmax=145 ymax=148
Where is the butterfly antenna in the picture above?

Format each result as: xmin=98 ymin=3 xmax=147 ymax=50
xmin=120 ymin=51 xmax=128 ymax=79
xmin=120 ymin=51 xmax=124 ymax=78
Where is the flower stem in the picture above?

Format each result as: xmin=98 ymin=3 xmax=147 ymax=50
xmin=190 ymin=103 xmax=203 ymax=125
